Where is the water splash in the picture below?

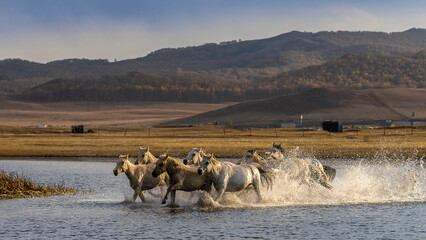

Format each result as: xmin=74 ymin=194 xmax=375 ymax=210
xmin=190 ymin=156 xmax=425 ymax=208
xmin=114 ymin=153 xmax=425 ymax=208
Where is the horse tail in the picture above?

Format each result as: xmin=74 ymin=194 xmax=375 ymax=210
xmin=252 ymin=163 xmax=274 ymax=191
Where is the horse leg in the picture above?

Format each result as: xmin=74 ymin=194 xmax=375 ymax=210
xmin=138 ymin=191 xmax=147 ymax=203
xmin=132 ymin=190 xmax=138 ymax=202
xmin=215 ymin=187 xmax=226 ymax=202
xmin=171 ymin=190 xmax=176 ymax=204
xmin=253 ymin=178 xmax=263 ymax=202
xmin=162 ymin=187 xmax=172 ymax=204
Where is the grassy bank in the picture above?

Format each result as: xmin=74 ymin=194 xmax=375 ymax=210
xmin=0 ymin=169 xmax=81 ymax=199
xmin=0 ymin=126 xmax=424 ymax=159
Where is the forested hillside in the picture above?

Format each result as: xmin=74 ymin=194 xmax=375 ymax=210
xmin=15 ymin=51 xmax=425 ymax=102
xmin=1 ymin=28 xmax=424 ymax=83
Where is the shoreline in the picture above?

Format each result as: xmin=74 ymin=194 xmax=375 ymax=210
xmin=0 ymin=156 xmax=117 ymax=162
xmin=0 ymin=155 xmax=424 ymax=163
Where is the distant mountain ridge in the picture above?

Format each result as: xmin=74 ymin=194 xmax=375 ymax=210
xmin=1 ymin=28 xmax=425 ymax=81
xmin=15 ymin=51 xmax=425 ymax=102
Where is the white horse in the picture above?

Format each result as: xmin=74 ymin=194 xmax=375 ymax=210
xmin=152 ymin=154 xmax=212 ymax=205
xmin=134 ymin=147 xmax=158 ymax=165
xmin=198 ymin=154 xmax=273 ymax=202
xmin=183 ymin=148 xmax=208 ymax=166
xmin=113 ymin=155 xmax=169 ymax=202
xmin=267 ymin=143 xmax=335 ymax=186
xmin=243 ymin=149 xmax=332 ymax=189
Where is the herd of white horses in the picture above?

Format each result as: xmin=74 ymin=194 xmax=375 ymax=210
xmin=113 ymin=143 xmax=337 ymax=205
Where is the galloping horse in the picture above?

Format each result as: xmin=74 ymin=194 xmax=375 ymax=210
xmin=198 ymin=154 xmax=274 ymax=202
xmin=134 ymin=147 xmax=158 ymax=165
xmin=238 ymin=149 xmax=267 ymax=165
xmin=242 ymin=149 xmax=332 ymax=189
xmin=113 ymin=155 xmax=169 ymax=202
xmin=267 ymin=143 xmax=336 ymax=184
xmin=183 ymin=148 xmax=208 ymax=165
xmin=152 ymin=154 xmax=212 ymax=205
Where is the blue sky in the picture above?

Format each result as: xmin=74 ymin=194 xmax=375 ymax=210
xmin=0 ymin=0 xmax=425 ymax=63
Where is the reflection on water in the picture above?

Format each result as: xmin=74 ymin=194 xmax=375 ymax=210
xmin=0 ymin=157 xmax=424 ymax=239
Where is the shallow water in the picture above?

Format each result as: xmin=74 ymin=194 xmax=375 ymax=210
xmin=0 ymin=158 xmax=425 ymax=239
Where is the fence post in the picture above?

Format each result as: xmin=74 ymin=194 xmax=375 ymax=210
xmin=124 ymin=129 xmax=127 ymax=137
xmin=223 ymin=127 xmax=226 ymax=136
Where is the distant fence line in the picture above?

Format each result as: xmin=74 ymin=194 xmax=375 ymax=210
xmin=1 ymin=125 xmax=424 ymax=138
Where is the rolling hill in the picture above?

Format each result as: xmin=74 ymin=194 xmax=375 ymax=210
xmin=14 ymin=51 xmax=425 ymax=102
xmin=1 ymin=28 xmax=425 ymax=83
xmin=167 ymin=88 xmax=426 ymax=127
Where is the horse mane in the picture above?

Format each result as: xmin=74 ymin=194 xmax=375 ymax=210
xmin=162 ymin=155 xmax=185 ymax=170
xmin=119 ymin=154 xmax=133 ymax=163
xmin=210 ymin=155 xmax=221 ymax=166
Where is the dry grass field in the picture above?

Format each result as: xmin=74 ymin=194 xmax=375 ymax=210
xmin=0 ymin=126 xmax=424 ymax=159
xmin=0 ymin=98 xmax=232 ymax=127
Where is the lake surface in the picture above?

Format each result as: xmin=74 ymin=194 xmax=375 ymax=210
xmin=0 ymin=158 xmax=425 ymax=239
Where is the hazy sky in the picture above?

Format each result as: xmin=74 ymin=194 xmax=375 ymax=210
xmin=1 ymin=0 xmax=425 ymax=63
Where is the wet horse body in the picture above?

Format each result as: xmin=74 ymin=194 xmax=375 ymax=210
xmin=113 ymin=155 xmax=169 ymax=202
xmin=247 ymin=147 xmax=333 ymax=189
xmin=267 ymin=143 xmax=336 ymax=181
xmin=198 ymin=155 xmax=273 ymax=202
xmin=152 ymin=154 xmax=212 ymax=204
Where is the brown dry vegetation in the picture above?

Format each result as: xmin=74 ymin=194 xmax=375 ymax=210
xmin=0 ymin=126 xmax=424 ymax=159
xmin=0 ymin=99 xmax=232 ymax=127
xmin=0 ymin=169 xmax=81 ymax=199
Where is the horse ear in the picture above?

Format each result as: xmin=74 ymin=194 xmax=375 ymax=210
xmin=165 ymin=153 xmax=169 ymax=159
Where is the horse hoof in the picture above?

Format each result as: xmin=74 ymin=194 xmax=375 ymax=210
xmin=162 ymin=200 xmax=167 ymax=204
xmin=167 ymin=203 xmax=180 ymax=208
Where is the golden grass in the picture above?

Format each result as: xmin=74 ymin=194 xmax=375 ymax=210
xmin=0 ymin=169 xmax=81 ymax=199
xmin=0 ymin=126 xmax=424 ymax=159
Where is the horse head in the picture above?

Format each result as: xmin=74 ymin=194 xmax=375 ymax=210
xmin=243 ymin=149 xmax=256 ymax=160
xmin=265 ymin=143 xmax=284 ymax=160
xmin=152 ymin=153 xmax=168 ymax=178
xmin=183 ymin=148 xmax=204 ymax=165
xmin=135 ymin=146 xmax=151 ymax=165
xmin=113 ymin=154 xmax=129 ymax=176
xmin=198 ymin=154 xmax=215 ymax=175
